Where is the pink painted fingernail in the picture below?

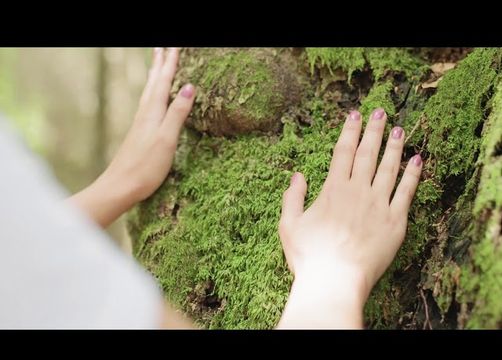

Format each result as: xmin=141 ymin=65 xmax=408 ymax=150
xmin=349 ymin=110 xmax=361 ymax=121
xmin=180 ymin=84 xmax=194 ymax=98
xmin=372 ymin=108 xmax=385 ymax=120
xmin=154 ymin=47 xmax=163 ymax=55
xmin=412 ymin=154 xmax=422 ymax=166
xmin=391 ymin=127 xmax=403 ymax=139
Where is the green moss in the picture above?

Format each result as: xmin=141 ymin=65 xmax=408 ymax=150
xmin=425 ymin=48 xmax=502 ymax=180
xmin=197 ymin=51 xmax=282 ymax=122
xmin=433 ymin=262 xmax=462 ymax=315
xmin=127 ymin=99 xmax=340 ymax=328
xmin=305 ymin=48 xmax=366 ymax=82
xmin=364 ymin=271 xmax=401 ymax=329
xmin=414 ymin=49 xmax=502 ymax=328
xmin=130 ymin=48 xmax=502 ymax=329
xmin=456 ymin=80 xmax=502 ymax=328
xmin=399 ymin=90 xmax=429 ymax=145
xmin=359 ymin=81 xmax=396 ymax=120
xmin=364 ymin=49 xmax=502 ymax=328
xmin=473 ymin=86 xmax=502 ymax=214
xmin=366 ymin=48 xmax=427 ymax=81
xmin=305 ymin=48 xmax=427 ymax=82
xmin=460 ymin=224 xmax=502 ymax=329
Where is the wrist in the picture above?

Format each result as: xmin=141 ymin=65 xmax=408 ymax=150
xmin=86 ymin=171 xmax=138 ymax=221
xmin=278 ymin=262 xmax=368 ymax=329
xmin=294 ymin=261 xmax=369 ymax=309
xmin=95 ymin=170 xmax=140 ymax=210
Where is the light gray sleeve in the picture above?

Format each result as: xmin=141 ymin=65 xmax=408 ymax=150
xmin=0 ymin=116 xmax=164 ymax=329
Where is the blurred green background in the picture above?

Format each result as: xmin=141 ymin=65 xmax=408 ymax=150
xmin=0 ymin=48 xmax=152 ymax=251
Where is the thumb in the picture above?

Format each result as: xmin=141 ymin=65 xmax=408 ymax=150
xmin=280 ymin=172 xmax=307 ymax=225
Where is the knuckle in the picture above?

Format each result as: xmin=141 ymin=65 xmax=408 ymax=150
xmin=398 ymin=184 xmax=415 ymax=201
xmin=334 ymin=142 xmax=356 ymax=156
xmin=367 ymin=120 xmax=386 ymax=131
xmin=157 ymin=134 xmax=177 ymax=152
xmin=405 ymin=168 xmax=421 ymax=182
xmin=343 ymin=122 xmax=360 ymax=132
xmin=378 ymin=162 xmax=397 ymax=176
xmin=282 ymin=187 xmax=293 ymax=201
xmin=355 ymin=145 xmax=374 ymax=159
xmin=278 ymin=219 xmax=290 ymax=238
xmin=171 ymin=99 xmax=192 ymax=114
xmin=386 ymin=139 xmax=403 ymax=151
xmin=161 ymin=67 xmax=173 ymax=78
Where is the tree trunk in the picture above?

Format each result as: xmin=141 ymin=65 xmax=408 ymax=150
xmin=127 ymin=48 xmax=502 ymax=329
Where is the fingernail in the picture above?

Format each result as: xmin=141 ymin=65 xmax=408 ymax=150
xmin=391 ymin=126 xmax=403 ymax=139
xmin=180 ymin=84 xmax=194 ymax=98
xmin=154 ymin=47 xmax=163 ymax=55
xmin=372 ymin=108 xmax=385 ymax=120
xmin=412 ymin=154 xmax=422 ymax=166
xmin=349 ymin=110 xmax=361 ymax=121
xmin=291 ymin=172 xmax=300 ymax=185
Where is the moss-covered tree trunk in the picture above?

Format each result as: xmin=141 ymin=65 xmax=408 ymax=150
xmin=128 ymin=48 xmax=502 ymax=329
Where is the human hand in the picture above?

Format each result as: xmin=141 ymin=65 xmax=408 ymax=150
xmin=70 ymin=48 xmax=195 ymax=227
xmin=102 ymin=47 xmax=195 ymax=203
xmin=277 ymin=108 xmax=423 ymax=328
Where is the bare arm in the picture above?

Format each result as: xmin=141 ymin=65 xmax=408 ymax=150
xmin=68 ymin=48 xmax=198 ymax=328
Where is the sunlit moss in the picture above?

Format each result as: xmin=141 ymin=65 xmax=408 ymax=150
xmin=130 ymin=48 xmax=502 ymax=329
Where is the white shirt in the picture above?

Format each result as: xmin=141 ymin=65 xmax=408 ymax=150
xmin=0 ymin=114 xmax=163 ymax=329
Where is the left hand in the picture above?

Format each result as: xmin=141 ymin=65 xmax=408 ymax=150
xmin=102 ymin=47 xmax=195 ymax=203
xmin=70 ymin=48 xmax=195 ymax=227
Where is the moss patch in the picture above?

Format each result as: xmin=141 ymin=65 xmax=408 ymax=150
xmin=305 ymin=48 xmax=366 ymax=82
xmin=359 ymin=81 xmax=396 ymax=120
xmin=456 ymin=80 xmax=502 ymax=328
xmin=129 ymin=48 xmax=502 ymax=329
xmin=174 ymin=48 xmax=303 ymax=137
xmin=130 ymin=101 xmax=341 ymax=328
xmin=366 ymin=48 xmax=427 ymax=81
xmin=425 ymin=48 xmax=501 ymax=180
xmin=306 ymin=48 xmax=427 ymax=82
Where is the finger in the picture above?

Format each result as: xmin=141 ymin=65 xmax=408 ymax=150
xmin=324 ymin=110 xmax=362 ymax=186
xmin=152 ymin=47 xmax=179 ymax=105
xmin=372 ymin=126 xmax=405 ymax=202
xmin=350 ymin=108 xmax=387 ymax=183
xmin=390 ymin=154 xmax=423 ymax=214
xmin=141 ymin=48 xmax=165 ymax=103
xmin=160 ymin=83 xmax=196 ymax=143
xmin=280 ymin=172 xmax=308 ymax=226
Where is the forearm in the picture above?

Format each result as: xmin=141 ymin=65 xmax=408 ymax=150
xmin=277 ymin=264 xmax=368 ymax=329
xmin=160 ymin=301 xmax=198 ymax=329
xmin=67 ymin=173 xmax=137 ymax=228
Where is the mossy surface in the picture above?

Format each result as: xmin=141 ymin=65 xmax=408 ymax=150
xmin=130 ymin=107 xmax=341 ymax=329
xmin=425 ymin=48 xmax=501 ymax=180
xmin=306 ymin=48 xmax=427 ymax=82
xmin=456 ymin=80 xmax=502 ymax=329
xmin=173 ymin=48 xmax=303 ymax=137
xmin=198 ymin=51 xmax=281 ymax=121
xmin=359 ymin=81 xmax=396 ymax=120
xmin=305 ymin=48 xmax=366 ymax=82
xmin=129 ymin=48 xmax=502 ymax=329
